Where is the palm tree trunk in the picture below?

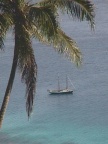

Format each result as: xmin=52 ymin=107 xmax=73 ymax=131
xmin=0 ymin=42 xmax=18 ymax=128
xmin=0 ymin=1 xmax=20 ymax=128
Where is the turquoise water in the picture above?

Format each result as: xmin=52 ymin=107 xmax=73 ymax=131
xmin=1 ymin=0 xmax=108 ymax=144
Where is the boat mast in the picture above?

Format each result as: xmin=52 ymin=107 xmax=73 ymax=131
xmin=58 ymin=75 xmax=60 ymax=91
xmin=66 ymin=75 xmax=68 ymax=89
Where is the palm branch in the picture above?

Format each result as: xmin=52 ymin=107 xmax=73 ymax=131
xmin=39 ymin=0 xmax=95 ymax=29
xmin=0 ymin=13 xmax=13 ymax=49
xmin=0 ymin=0 xmax=95 ymax=127
xmin=15 ymin=20 xmax=37 ymax=117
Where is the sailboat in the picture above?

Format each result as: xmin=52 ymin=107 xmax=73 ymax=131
xmin=47 ymin=75 xmax=73 ymax=94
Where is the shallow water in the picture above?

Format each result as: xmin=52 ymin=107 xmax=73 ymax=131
xmin=0 ymin=0 xmax=108 ymax=144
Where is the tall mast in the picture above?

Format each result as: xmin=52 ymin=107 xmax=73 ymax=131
xmin=58 ymin=74 xmax=60 ymax=91
xmin=66 ymin=75 xmax=68 ymax=89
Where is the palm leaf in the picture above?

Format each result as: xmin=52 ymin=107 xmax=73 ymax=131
xmin=29 ymin=24 xmax=51 ymax=44
xmin=39 ymin=0 xmax=95 ymax=29
xmin=28 ymin=5 xmax=58 ymax=42
xmin=31 ymin=25 xmax=81 ymax=65
xmin=14 ymin=17 xmax=37 ymax=117
xmin=21 ymin=51 xmax=37 ymax=118
xmin=53 ymin=28 xmax=82 ymax=65
xmin=0 ymin=13 xmax=13 ymax=50
xmin=0 ymin=1 xmax=14 ymax=13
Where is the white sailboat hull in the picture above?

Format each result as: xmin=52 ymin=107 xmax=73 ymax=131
xmin=48 ymin=76 xmax=74 ymax=95
xmin=48 ymin=89 xmax=73 ymax=94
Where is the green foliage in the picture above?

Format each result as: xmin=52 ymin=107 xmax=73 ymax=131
xmin=39 ymin=0 xmax=95 ymax=29
xmin=0 ymin=0 xmax=95 ymax=119
xmin=53 ymin=28 xmax=82 ymax=66
xmin=28 ymin=5 xmax=58 ymax=41
xmin=0 ymin=13 xmax=13 ymax=49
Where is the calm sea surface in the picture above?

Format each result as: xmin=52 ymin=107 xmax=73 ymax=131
xmin=0 ymin=1 xmax=108 ymax=144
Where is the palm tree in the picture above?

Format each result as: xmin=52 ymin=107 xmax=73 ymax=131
xmin=0 ymin=0 xmax=95 ymax=128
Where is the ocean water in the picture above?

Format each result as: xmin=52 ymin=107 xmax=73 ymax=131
xmin=0 ymin=0 xmax=108 ymax=144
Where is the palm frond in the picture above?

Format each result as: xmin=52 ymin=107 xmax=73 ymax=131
xmin=29 ymin=24 xmax=50 ymax=44
xmin=32 ymin=25 xmax=82 ymax=65
xmin=0 ymin=3 xmax=8 ymax=12
xmin=13 ymin=0 xmax=25 ymax=9
xmin=0 ymin=0 xmax=9 ymax=6
xmin=39 ymin=0 xmax=95 ymax=29
xmin=28 ymin=5 xmax=58 ymax=42
xmin=0 ymin=0 xmax=9 ymax=3
xmin=14 ymin=18 xmax=37 ymax=117
xmin=53 ymin=28 xmax=82 ymax=65
xmin=0 ymin=13 xmax=13 ymax=50
xmin=0 ymin=1 xmax=14 ymax=13
xmin=65 ymin=0 xmax=95 ymax=29
xmin=21 ymin=52 xmax=37 ymax=118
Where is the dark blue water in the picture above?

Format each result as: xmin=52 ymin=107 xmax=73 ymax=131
xmin=0 ymin=0 xmax=108 ymax=144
